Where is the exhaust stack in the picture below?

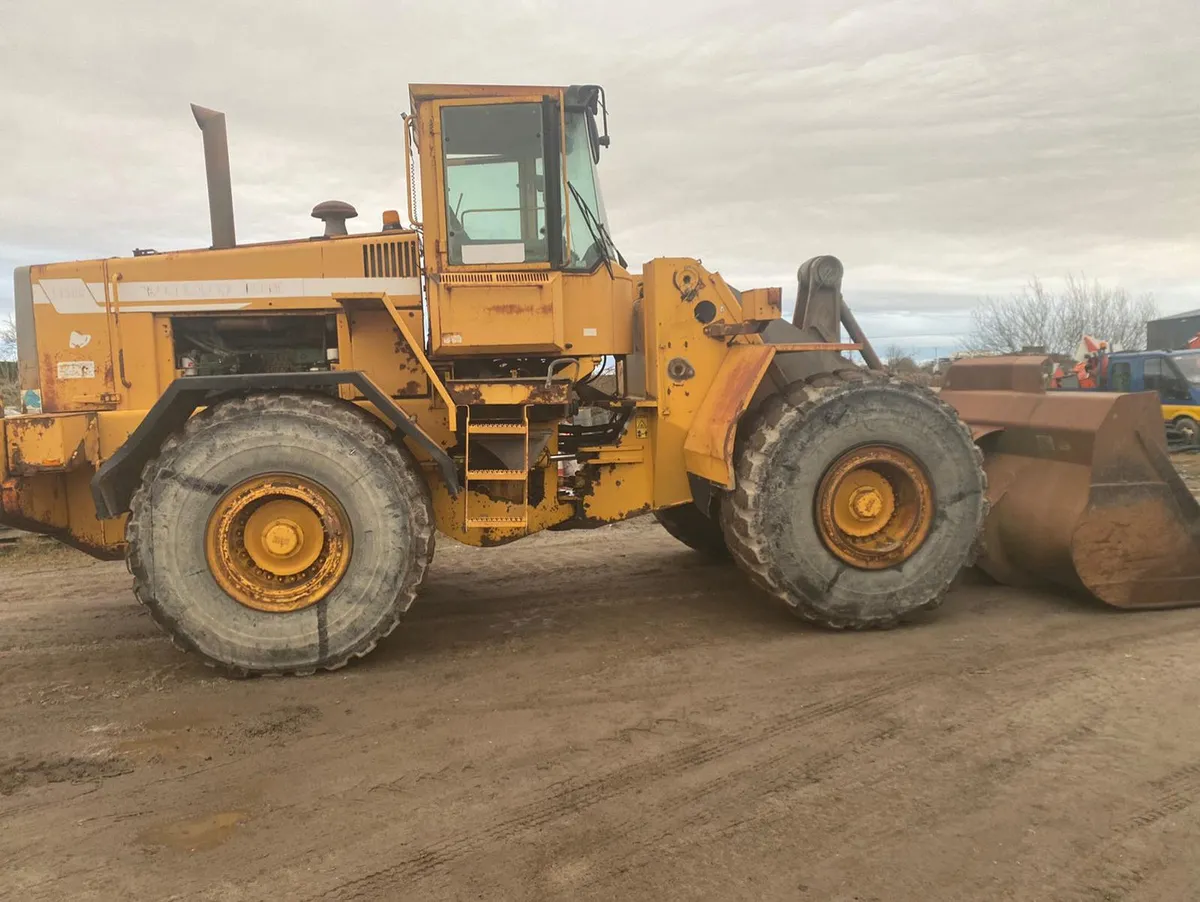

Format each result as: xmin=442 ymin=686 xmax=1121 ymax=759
xmin=190 ymin=104 xmax=236 ymax=249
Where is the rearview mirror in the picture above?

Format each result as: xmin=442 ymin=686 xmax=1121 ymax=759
xmin=587 ymin=113 xmax=601 ymax=164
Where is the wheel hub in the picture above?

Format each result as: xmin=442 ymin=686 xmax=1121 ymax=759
xmin=264 ymin=520 xmax=303 ymax=558
xmin=848 ymin=488 xmax=879 ymax=520
xmin=816 ymin=445 xmax=934 ymax=570
xmin=206 ymin=475 xmax=352 ymax=613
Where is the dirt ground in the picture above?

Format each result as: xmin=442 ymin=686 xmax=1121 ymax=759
xmin=4 ymin=512 xmax=1200 ymax=901
xmin=1171 ymin=449 xmax=1200 ymax=496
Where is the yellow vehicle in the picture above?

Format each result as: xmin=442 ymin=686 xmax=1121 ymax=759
xmin=4 ymin=83 xmax=1199 ymax=675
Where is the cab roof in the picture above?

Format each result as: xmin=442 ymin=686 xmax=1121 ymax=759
xmin=408 ymin=83 xmax=564 ymax=105
xmin=1109 ymin=348 xmax=1199 ymax=357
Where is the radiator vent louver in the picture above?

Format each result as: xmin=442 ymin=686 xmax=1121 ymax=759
xmin=362 ymin=240 xmax=420 ymax=278
xmin=440 ymin=272 xmax=552 ymax=286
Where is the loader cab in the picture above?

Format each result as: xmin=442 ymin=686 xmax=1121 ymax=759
xmin=407 ymin=84 xmax=634 ymax=362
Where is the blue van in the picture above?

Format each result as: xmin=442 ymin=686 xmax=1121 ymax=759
xmin=1097 ymin=349 xmax=1200 ymax=444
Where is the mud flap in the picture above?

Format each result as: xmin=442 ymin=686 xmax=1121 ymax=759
xmin=940 ymin=356 xmax=1200 ymax=609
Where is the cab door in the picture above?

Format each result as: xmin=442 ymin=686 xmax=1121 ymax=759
xmin=420 ymin=94 xmax=568 ymax=358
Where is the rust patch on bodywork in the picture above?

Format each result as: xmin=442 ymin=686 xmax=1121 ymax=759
xmin=5 ymin=414 xmax=100 ymax=476
xmin=450 ymin=384 xmax=484 ymax=405
xmin=486 ymin=303 xmax=534 ymax=316
xmin=484 ymin=302 xmax=554 ymax=317
xmin=0 ymin=474 xmax=124 ymax=561
xmin=447 ymin=380 xmax=572 ymax=407
xmin=1 ymin=479 xmax=22 ymax=519
xmin=526 ymin=382 xmax=571 ymax=405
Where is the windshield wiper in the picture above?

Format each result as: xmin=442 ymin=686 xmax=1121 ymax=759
xmin=568 ymin=182 xmax=618 ymax=276
xmin=595 ymin=217 xmax=627 ymax=269
xmin=574 ymin=188 xmax=626 ymax=269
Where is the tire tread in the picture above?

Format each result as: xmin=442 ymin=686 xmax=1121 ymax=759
xmin=720 ymin=370 xmax=987 ymax=629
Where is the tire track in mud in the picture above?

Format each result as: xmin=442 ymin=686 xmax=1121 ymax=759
xmin=1131 ymin=761 xmax=1200 ymax=829
xmin=447 ymin=614 xmax=1170 ymax=721
xmin=305 ymin=641 xmax=1119 ymax=901
xmin=575 ymin=713 xmax=907 ymax=853
xmin=561 ymin=719 xmax=909 ymax=893
xmin=1047 ymin=759 xmax=1200 ymax=901
xmin=572 ymin=679 xmax=1108 ymax=893
xmin=307 ymin=676 xmax=925 ymax=900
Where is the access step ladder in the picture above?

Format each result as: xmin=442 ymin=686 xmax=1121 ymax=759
xmin=463 ymin=408 xmax=530 ymax=529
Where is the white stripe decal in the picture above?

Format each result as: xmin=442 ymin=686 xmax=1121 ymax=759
xmin=34 ymin=279 xmax=112 ymax=315
xmin=33 ymin=281 xmax=251 ymax=315
xmin=32 ymin=277 xmax=421 ymax=315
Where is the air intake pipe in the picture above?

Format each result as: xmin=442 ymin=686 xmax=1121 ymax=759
xmin=190 ymin=104 xmax=236 ymax=249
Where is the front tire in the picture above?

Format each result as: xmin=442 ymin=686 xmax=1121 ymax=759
xmin=126 ymin=393 xmax=434 ymax=675
xmin=721 ymin=371 xmax=986 ymax=629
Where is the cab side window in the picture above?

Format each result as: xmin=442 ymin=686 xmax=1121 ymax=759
xmin=441 ymin=103 xmax=547 ymax=266
xmin=1110 ymin=361 xmax=1132 ymax=392
xmin=1143 ymin=358 xmax=1163 ymax=393
xmin=1145 ymin=358 xmax=1190 ymax=402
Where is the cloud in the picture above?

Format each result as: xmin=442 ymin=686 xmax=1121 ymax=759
xmin=2 ymin=0 xmax=1198 ymax=345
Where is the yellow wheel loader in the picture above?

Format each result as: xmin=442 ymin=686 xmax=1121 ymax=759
xmin=3 ymin=83 xmax=1198 ymax=675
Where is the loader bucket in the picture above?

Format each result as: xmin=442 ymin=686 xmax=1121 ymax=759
xmin=939 ymin=355 xmax=1200 ymax=609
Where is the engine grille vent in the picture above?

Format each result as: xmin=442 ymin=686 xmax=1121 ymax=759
xmin=363 ymin=240 xmax=420 ymax=278
xmin=440 ymin=272 xmax=552 ymax=285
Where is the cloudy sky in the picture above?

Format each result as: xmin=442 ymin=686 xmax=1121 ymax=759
xmin=2 ymin=0 xmax=1198 ymax=357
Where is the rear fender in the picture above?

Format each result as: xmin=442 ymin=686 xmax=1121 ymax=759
xmin=91 ymin=370 xmax=459 ymax=519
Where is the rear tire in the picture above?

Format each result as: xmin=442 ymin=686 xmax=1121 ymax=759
xmin=721 ymin=371 xmax=986 ymax=629
xmin=654 ymin=501 xmax=729 ymax=558
xmin=126 ymin=393 xmax=434 ymax=676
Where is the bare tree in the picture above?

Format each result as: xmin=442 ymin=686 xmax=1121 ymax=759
xmin=0 ymin=314 xmax=14 ymax=359
xmin=966 ymin=275 xmax=1158 ymax=356
xmin=0 ymin=315 xmax=16 ymax=411
xmin=883 ymin=343 xmax=918 ymax=374
xmin=0 ymin=315 xmax=17 ymax=410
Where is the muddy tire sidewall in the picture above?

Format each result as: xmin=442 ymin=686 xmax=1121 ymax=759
xmin=724 ymin=375 xmax=985 ymax=626
xmin=128 ymin=394 xmax=432 ymax=674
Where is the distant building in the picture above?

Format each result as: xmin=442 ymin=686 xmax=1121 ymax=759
xmin=1147 ymin=310 xmax=1200 ymax=351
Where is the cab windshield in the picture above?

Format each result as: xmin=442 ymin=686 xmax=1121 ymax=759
xmin=1170 ymin=353 xmax=1200 ymax=385
xmin=564 ymin=111 xmax=615 ymax=271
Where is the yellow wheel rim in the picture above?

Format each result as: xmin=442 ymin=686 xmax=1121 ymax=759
xmin=815 ymin=445 xmax=934 ymax=570
xmin=205 ymin=474 xmax=352 ymax=613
